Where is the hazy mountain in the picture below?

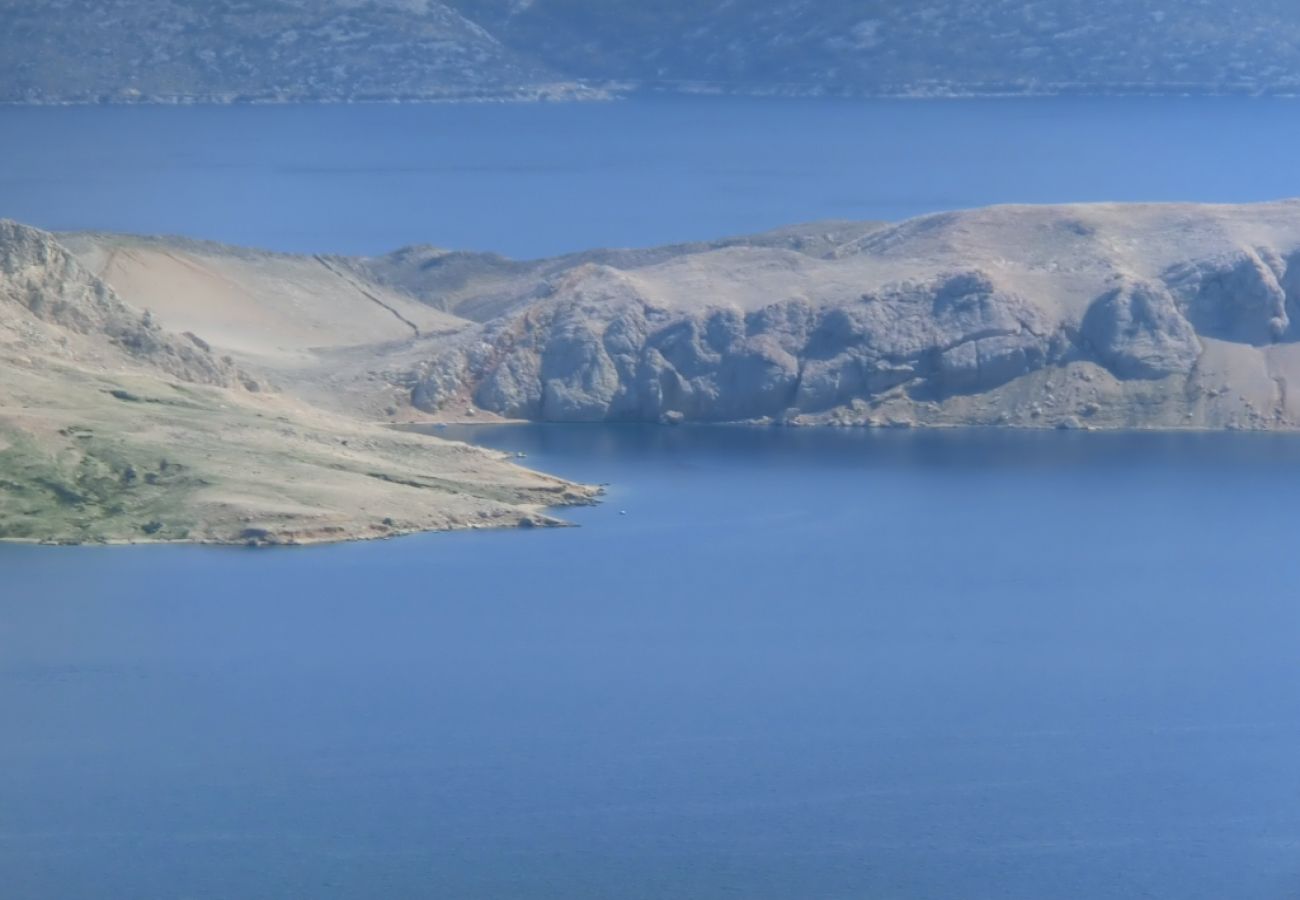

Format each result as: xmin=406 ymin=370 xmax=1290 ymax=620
xmin=5 ymin=0 xmax=1300 ymax=102
xmin=0 ymin=0 xmax=596 ymax=103
xmin=455 ymin=0 xmax=1300 ymax=96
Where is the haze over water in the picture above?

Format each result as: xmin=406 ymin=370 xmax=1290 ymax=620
xmin=4 ymin=99 xmax=1300 ymax=899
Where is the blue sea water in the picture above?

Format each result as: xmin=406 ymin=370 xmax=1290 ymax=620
xmin=4 ymin=426 xmax=1300 ymax=899
xmin=4 ymin=96 xmax=1300 ymax=258
xmin=4 ymin=98 xmax=1300 ymax=899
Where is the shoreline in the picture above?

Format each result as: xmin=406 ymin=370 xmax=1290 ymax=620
xmin=13 ymin=419 xmax=1300 ymax=550
xmin=0 ymin=501 xmax=589 ymax=550
xmin=419 ymin=417 xmax=1300 ymax=435
xmin=7 ymin=86 xmax=1300 ymax=108
xmin=15 ymin=199 xmax=1300 ymax=549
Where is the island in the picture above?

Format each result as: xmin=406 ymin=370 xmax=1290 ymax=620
xmin=7 ymin=198 xmax=1300 ymax=544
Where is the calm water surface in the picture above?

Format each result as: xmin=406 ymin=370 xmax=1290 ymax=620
xmin=4 ymin=96 xmax=1300 ymax=256
xmin=3 ymin=426 xmax=1300 ymax=899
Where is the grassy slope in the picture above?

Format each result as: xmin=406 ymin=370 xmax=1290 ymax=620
xmin=0 ymin=362 xmax=595 ymax=546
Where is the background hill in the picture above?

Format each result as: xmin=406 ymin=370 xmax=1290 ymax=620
xmin=0 ymin=0 xmax=592 ymax=103
xmin=456 ymin=0 xmax=1300 ymax=96
xmin=5 ymin=0 xmax=1300 ymax=103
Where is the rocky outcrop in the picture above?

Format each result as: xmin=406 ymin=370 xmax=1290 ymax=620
xmin=0 ymin=220 xmax=253 ymax=389
xmin=1165 ymin=249 xmax=1295 ymax=345
xmin=411 ymin=268 xmax=1063 ymax=421
xmin=400 ymin=201 xmax=1300 ymax=429
xmin=1079 ymin=279 xmax=1201 ymax=379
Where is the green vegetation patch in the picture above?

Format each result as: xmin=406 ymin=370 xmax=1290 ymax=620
xmin=0 ymin=428 xmax=199 ymax=543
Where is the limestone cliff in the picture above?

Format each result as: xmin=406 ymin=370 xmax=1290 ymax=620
xmin=0 ymin=220 xmax=253 ymax=389
xmin=52 ymin=202 xmax=1300 ymax=435
xmin=396 ymin=202 xmax=1300 ymax=430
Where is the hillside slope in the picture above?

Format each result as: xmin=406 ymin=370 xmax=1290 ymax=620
xmin=0 ymin=0 xmax=596 ymax=104
xmin=458 ymin=0 xmax=1300 ymax=96
xmin=8 ymin=1 xmax=1300 ymax=102
xmin=0 ymin=221 xmax=594 ymax=545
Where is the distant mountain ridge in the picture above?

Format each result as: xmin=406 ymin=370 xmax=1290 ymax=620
xmin=5 ymin=0 xmax=1300 ymax=103
xmin=0 ymin=0 xmax=597 ymax=104
xmin=456 ymin=0 xmax=1300 ymax=97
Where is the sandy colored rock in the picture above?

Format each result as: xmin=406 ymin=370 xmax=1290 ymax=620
xmin=0 ymin=221 xmax=596 ymax=546
xmin=392 ymin=200 xmax=1300 ymax=430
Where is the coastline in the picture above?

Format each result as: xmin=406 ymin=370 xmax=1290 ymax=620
xmin=0 ymin=499 xmax=594 ymax=549
xmin=15 ymin=195 xmax=1300 ymax=547
xmin=6 ymin=83 xmax=1300 ymax=108
xmin=17 ymin=409 xmax=1298 ymax=551
xmin=11 ymin=385 xmax=1300 ymax=552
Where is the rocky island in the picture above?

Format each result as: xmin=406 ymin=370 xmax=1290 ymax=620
xmin=387 ymin=201 xmax=1300 ymax=431
xmin=8 ymin=199 xmax=1300 ymax=544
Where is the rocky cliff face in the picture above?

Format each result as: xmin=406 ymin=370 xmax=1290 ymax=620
xmin=401 ymin=202 xmax=1300 ymax=430
xmin=0 ymin=220 xmax=252 ymax=388
xmin=46 ymin=203 xmax=1300 ymax=433
xmin=412 ymin=267 xmax=1053 ymax=421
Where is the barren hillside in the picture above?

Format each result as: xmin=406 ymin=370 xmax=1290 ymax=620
xmin=0 ymin=220 xmax=594 ymax=545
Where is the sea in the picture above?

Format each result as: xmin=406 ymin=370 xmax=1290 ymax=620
xmin=3 ymin=97 xmax=1300 ymax=899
